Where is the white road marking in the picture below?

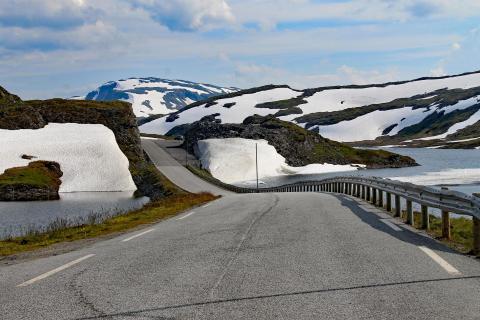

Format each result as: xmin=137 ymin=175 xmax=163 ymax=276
xmin=17 ymin=254 xmax=95 ymax=287
xmin=202 ymin=203 xmax=210 ymax=208
xmin=121 ymin=228 xmax=156 ymax=242
xmin=177 ymin=211 xmax=195 ymax=220
xmin=418 ymin=246 xmax=462 ymax=276
xmin=380 ymin=219 xmax=403 ymax=232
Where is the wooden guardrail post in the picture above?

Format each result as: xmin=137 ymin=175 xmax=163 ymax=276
xmin=378 ymin=190 xmax=384 ymax=208
xmin=394 ymin=195 xmax=401 ymax=217
xmin=386 ymin=192 xmax=392 ymax=212
xmin=441 ymin=187 xmax=451 ymax=240
xmin=421 ymin=205 xmax=429 ymax=230
xmin=473 ymin=193 xmax=480 ymax=257
xmin=406 ymin=200 xmax=413 ymax=225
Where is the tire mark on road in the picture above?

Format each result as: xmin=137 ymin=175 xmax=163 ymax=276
xmin=208 ymin=194 xmax=280 ymax=299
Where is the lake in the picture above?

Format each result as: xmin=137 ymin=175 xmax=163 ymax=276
xmin=0 ymin=192 xmax=149 ymax=239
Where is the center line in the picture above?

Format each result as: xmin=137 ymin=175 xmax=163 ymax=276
xmin=177 ymin=211 xmax=195 ymax=220
xmin=380 ymin=219 xmax=402 ymax=232
xmin=418 ymin=246 xmax=462 ymax=276
xmin=17 ymin=254 xmax=95 ymax=287
xmin=121 ymin=228 xmax=156 ymax=242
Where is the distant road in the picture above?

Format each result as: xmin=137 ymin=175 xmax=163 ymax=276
xmin=1 ymin=138 xmax=479 ymax=319
xmin=141 ymin=138 xmax=232 ymax=195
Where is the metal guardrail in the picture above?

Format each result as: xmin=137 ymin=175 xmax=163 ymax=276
xmin=189 ymin=168 xmax=480 ymax=255
xmin=218 ymin=176 xmax=480 ymax=219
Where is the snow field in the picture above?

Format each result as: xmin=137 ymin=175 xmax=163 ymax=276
xmin=0 ymin=123 xmax=136 ymax=192
xmin=140 ymin=87 xmax=303 ymax=135
xmin=196 ymin=138 xmax=358 ymax=184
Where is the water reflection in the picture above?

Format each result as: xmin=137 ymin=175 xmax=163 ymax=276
xmin=0 ymin=192 xmax=149 ymax=238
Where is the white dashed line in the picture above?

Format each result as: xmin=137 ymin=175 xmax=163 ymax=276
xmin=177 ymin=211 xmax=195 ymax=220
xmin=380 ymin=219 xmax=403 ymax=232
xmin=202 ymin=203 xmax=211 ymax=208
xmin=418 ymin=246 xmax=462 ymax=276
xmin=121 ymin=228 xmax=156 ymax=242
xmin=17 ymin=254 xmax=95 ymax=287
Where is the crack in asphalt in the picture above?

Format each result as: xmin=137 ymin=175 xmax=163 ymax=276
xmin=67 ymin=268 xmax=109 ymax=319
xmin=72 ymin=275 xmax=480 ymax=319
xmin=208 ymin=194 xmax=280 ymax=299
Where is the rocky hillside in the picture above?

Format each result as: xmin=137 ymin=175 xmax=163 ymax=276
xmin=140 ymin=71 xmax=480 ymax=149
xmin=182 ymin=115 xmax=417 ymax=169
xmin=0 ymin=86 xmax=173 ymax=200
xmin=74 ymin=77 xmax=238 ymax=118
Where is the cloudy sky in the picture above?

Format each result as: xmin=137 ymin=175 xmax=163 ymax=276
xmin=1 ymin=0 xmax=480 ymax=99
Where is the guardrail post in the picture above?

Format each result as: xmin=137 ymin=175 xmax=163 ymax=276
xmin=371 ymin=188 xmax=376 ymax=205
xmin=386 ymin=192 xmax=392 ymax=212
xmin=361 ymin=185 xmax=366 ymax=200
xmin=394 ymin=195 xmax=401 ymax=217
xmin=378 ymin=190 xmax=384 ymax=208
xmin=421 ymin=205 xmax=429 ymax=230
xmin=440 ymin=187 xmax=451 ymax=240
xmin=406 ymin=200 xmax=413 ymax=225
xmin=366 ymin=187 xmax=371 ymax=202
xmin=473 ymin=193 xmax=480 ymax=257
xmin=356 ymin=184 xmax=361 ymax=197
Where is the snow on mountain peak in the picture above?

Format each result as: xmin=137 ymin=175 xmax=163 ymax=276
xmin=78 ymin=77 xmax=238 ymax=117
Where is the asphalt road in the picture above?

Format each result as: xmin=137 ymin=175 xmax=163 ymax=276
xmin=141 ymin=138 xmax=232 ymax=196
xmin=1 ymin=140 xmax=479 ymax=319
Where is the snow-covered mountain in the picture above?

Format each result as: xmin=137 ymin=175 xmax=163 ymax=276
xmin=74 ymin=78 xmax=238 ymax=117
xmin=140 ymin=71 xmax=480 ymax=148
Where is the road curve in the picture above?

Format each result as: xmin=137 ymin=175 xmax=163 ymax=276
xmin=141 ymin=138 xmax=232 ymax=196
xmin=1 ymin=139 xmax=479 ymax=319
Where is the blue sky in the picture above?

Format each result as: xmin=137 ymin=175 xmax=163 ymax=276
xmin=1 ymin=0 xmax=480 ymax=99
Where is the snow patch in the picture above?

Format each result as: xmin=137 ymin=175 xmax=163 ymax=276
xmin=0 ymin=123 xmax=136 ymax=192
xmin=304 ymin=73 xmax=480 ymax=113
xmin=196 ymin=138 xmax=359 ymax=184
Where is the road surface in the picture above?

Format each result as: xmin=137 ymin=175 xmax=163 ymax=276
xmin=141 ymin=138 xmax=232 ymax=196
xmin=1 ymin=139 xmax=479 ymax=319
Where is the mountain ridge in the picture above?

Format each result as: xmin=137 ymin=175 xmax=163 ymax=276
xmin=75 ymin=77 xmax=238 ymax=117
xmin=140 ymin=70 xmax=480 ymax=149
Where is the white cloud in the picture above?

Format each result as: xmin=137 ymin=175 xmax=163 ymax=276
xmin=133 ymin=0 xmax=235 ymax=31
xmin=430 ymin=66 xmax=445 ymax=77
xmin=452 ymin=42 xmax=461 ymax=50
xmin=0 ymin=0 xmax=102 ymax=29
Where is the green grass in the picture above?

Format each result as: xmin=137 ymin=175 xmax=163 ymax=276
xmin=400 ymin=210 xmax=474 ymax=253
xmin=0 ymin=162 xmax=61 ymax=188
xmin=0 ymin=192 xmax=218 ymax=257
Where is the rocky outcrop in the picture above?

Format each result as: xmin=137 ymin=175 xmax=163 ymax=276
xmin=0 ymin=86 xmax=172 ymax=199
xmin=182 ymin=115 xmax=418 ymax=169
xmin=0 ymin=161 xmax=63 ymax=201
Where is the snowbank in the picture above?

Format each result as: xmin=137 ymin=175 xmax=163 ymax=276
xmin=0 ymin=123 xmax=136 ymax=192
xmin=196 ymin=138 xmax=359 ymax=184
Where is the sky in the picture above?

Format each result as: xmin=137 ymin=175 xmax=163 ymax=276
xmin=1 ymin=0 xmax=480 ymax=99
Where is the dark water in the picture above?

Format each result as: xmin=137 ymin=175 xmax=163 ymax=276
xmin=0 ymin=192 xmax=149 ymax=238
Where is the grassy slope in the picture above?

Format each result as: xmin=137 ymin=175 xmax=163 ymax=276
xmin=267 ymin=117 xmax=417 ymax=167
xmin=0 ymin=165 xmax=57 ymax=187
